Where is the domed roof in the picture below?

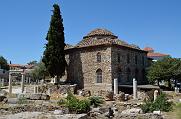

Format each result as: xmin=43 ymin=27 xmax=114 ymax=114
xmin=84 ymin=28 xmax=117 ymax=38
xmin=73 ymin=28 xmax=142 ymax=51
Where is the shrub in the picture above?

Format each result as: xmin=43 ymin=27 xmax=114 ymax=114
xmin=141 ymin=100 xmax=153 ymax=113
xmin=141 ymin=93 xmax=173 ymax=113
xmin=89 ymin=96 xmax=104 ymax=107
xmin=66 ymin=91 xmax=77 ymax=101
xmin=76 ymin=99 xmax=90 ymax=113
xmin=66 ymin=95 xmax=79 ymax=113
xmin=152 ymin=93 xmax=173 ymax=112
xmin=17 ymin=96 xmax=27 ymax=104
xmin=58 ymin=92 xmax=91 ymax=113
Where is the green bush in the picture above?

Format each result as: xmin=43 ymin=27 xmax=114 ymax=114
xmin=17 ymin=96 xmax=27 ymax=104
xmin=141 ymin=100 xmax=153 ymax=113
xmin=66 ymin=95 xmax=79 ymax=113
xmin=89 ymin=96 xmax=104 ymax=107
xmin=141 ymin=93 xmax=173 ymax=113
xmin=152 ymin=93 xmax=173 ymax=112
xmin=76 ymin=99 xmax=90 ymax=113
xmin=58 ymin=92 xmax=90 ymax=113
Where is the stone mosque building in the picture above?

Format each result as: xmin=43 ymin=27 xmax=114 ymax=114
xmin=64 ymin=28 xmax=148 ymax=94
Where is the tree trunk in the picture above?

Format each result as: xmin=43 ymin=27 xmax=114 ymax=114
xmin=168 ymin=79 xmax=171 ymax=89
xmin=56 ymin=75 xmax=60 ymax=85
xmin=174 ymin=79 xmax=177 ymax=87
xmin=157 ymin=80 xmax=160 ymax=87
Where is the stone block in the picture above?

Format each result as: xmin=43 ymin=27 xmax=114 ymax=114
xmin=121 ymin=108 xmax=143 ymax=114
xmin=115 ymin=92 xmax=125 ymax=101
xmin=0 ymin=90 xmax=8 ymax=96
xmin=0 ymin=95 xmax=7 ymax=103
xmin=78 ymin=89 xmax=91 ymax=97
xmin=153 ymin=110 xmax=161 ymax=115
xmin=29 ymin=94 xmax=50 ymax=100
xmin=124 ymin=94 xmax=129 ymax=101
xmin=53 ymin=110 xmax=63 ymax=115
xmin=179 ymin=99 xmax=181 ymax=102
xmin=138 ymin=91 xmax=149 ymax=101
xmin=105 ymin=91 xmax=114 ymax=101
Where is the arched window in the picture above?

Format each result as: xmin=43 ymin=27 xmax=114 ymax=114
xmin=97 ymin=52 xmax=101 ymax=62
xmin=135 ymin=68 xmax=139 ymax=80
xmin=126 ymin=68 xmax=131 ymax=81
xmin=96 ymin=69 xmax=102 ymax=83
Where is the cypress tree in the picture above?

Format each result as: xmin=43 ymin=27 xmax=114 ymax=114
xmin=42 ymin=4 xmax=66 ymax=83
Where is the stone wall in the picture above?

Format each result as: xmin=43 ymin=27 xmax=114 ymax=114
xmin=66 ymin=46 xmax=112 ymax=95
xmin=65 ymin=45 xmax=148 ymax=95
xmin=111 ymin=46 xmax=147 ymax=85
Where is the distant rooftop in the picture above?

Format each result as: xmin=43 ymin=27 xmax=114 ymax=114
xmin=143 ymin=47 xmax=154 ymax=52
xmin=143 ymin=47 xmax=169 ymax=58
xmin=8 ymin=64 xmax=35 ymax=69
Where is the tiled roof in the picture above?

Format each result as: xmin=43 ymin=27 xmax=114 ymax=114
xmin=9 ymin=64 xmax=35 ymax=69
xmin=147 ymin=52 xmax=169 ymax=57
xmin=74 ymin=28 xmax=141 ymax=50
xmin=8 ymin=64 xmax=23 ymax=67
xmin=65 ymin=44 xmax=74 ymax=50
xmin=143 ymin=47 xmax=169 ymax=57
xmin=143 ymin=47 xmax=154 ymax=52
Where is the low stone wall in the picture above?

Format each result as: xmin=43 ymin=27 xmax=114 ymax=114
xmin=25 ymin=84 xmax=77 ymax=95
xmin=85 ymin=84 xmax=112 ymax=96
xmin=48 ymin=84 xmax=77 ymax=95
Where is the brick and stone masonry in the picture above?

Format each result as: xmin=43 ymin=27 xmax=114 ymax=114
xmin=64 ymin=28 xmax=148 ymax=95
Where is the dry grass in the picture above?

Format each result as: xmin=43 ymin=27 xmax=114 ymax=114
xmin=175 ymin=103 xmax=181 ymax=119
xmin=165 ymin=103 xmax=181 ymax=119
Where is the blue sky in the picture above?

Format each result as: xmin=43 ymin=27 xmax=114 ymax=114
xmin=0 ymin=0 xmax=181 ymax=64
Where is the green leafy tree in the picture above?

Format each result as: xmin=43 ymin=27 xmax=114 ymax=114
xmin=29 ymin=61 xmax=48 ymax=81
xmin=147 ymin=56 xmax=181 ymax=89
xmin=0 ymin=56 xmax=9 ymax=70
xmin=42 ymin=4 xmax=66 ymax=83
xmin=170 ymin=58 xmax=181 ymax=81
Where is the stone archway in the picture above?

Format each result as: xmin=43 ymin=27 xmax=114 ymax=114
xmin=8 ymin=69 xmax=26 ymax=94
